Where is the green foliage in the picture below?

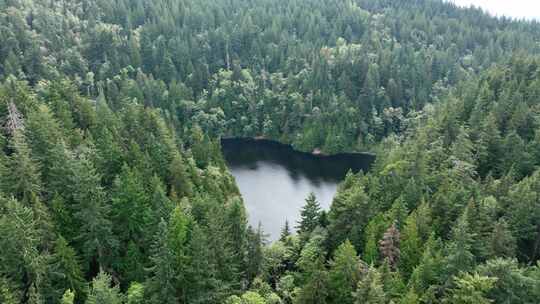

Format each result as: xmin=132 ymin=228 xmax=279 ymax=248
xmin=353 ymin=266 xmax=387 ymax=304
xmin=1 ymin=1 xmax=540 ymax=303
xmin=126 ymin=282 xmax=145 ymax=304
xmin=85 ymin=271 xmax=123 ymax=304
xmin=296 ymin=193 xmax=322 ymax=240
xmin=476 ymin=258 xmax=540 ymax=304
xmin=0 ymin=131 xmax=42 ymax=203
xmin=443 ymin=273 xmax=496 ymax=304
xmin=50 ymin=237 xmax=87 ymax=301
xmin=61 ymin=289 xmax=75 ymax=304
xmin=328 ymin=240 xmax=361 ymax=304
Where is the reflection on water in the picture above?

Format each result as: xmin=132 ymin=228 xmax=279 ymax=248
xmin=222 ymin=138 xmax=375 ymax=240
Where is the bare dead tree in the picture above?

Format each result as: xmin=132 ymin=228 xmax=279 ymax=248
xmin=3 ymin=101 xmax=25 ymax=135
xmin=379 ymin=222 xmax=400 ymax=270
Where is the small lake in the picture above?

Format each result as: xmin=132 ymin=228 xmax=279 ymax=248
xmin=221 ymin=138 xmax=375 ymax=240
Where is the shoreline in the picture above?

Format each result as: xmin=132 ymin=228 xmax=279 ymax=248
xmin=220 ymin=136 xmax=377 ymax=158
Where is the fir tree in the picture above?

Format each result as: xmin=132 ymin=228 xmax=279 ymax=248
xmin=297 ymin=193 xmax=321 ymax=239
xmin=280 ymin=220 xmax=292 ymax=242
xmin=85 ymin=271 xmax=123 ymax=304
xmin=328 ymin=240 xmax=361 ymax=304
xmin=353 ymin=266 xmax=387 ymax=304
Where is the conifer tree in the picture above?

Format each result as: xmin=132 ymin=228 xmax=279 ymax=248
xmin=280 ymin=220 xmax=292 ymax=242
xmin=400 ymin=211 xmax=422 ymax=277
xmin=50 ymin=237 xmax=86 ymax=302
xmin=71 ymin=151 xmax=117 ymax=270
xmin=111 ymin=164 xmax=149 ymax=244
xmin=487 ymin=219 xmax=516 ymax=259
xmin=297 ymin=193 xmax=321 ymax=239
xmin=168 ymin=151 xmax=193 ymax=198
xmin=85 ymin=271 xmax=123 ymax=304
xmin=145 ymin=219 xmax=178 ymax=304
xmin=353 ymin=266 xmax=387 ymax=304
xmin=246 ymin=224 xmax=264 ymax=285
xmin=61 ymin=289 xmax=75 ymax=304
xmin=443 ymin=273 xmax=496 ymax=304
xmin=0 ymin=131 xmax=41 ymax=203
xmin=444 ymin=212 xmax=475 ymax=278
xmin=328 ymin=240 xmax=361 ymax=304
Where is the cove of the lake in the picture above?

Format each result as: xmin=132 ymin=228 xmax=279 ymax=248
xmin=221 ymin=138 xmax=375 ymax=240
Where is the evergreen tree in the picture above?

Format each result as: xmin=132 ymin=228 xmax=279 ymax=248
xmin=50 ymin=237 xmax=87 ymax=302
xmin=168 ymin=151 xmax=193 ymax=198
xmin=400 ymin=211 xmax=423 ymax=278
xmin=145 ymin=219 xmax=177 ymax=304
xmin=444 ymin=212 xmax=475 ymax=278
xmin=85 ymin=271 xmax=123 ymax=304
xmin=111 ymin=164 xmax=149 ymax=244
xmin=487 ymin=219 xmax=516 ymax=259
xmin=328 ymin=240 xmax=361 ymax=304
xmin=353 ymin=266 xmax=387 ymax=304
xmin=61 ymin=289 xmax=75 ymax=304
xmin=297 ymin=193 xmax=321 ymax=239
xmin=443 ymin=273 xmax=496 ymax=304
xmin=0 ymin=131 xmax=42 ymax=203
xmin=71 ymin=150 xmax=117 ymax=270
xmin=246 ymin=224 xmax=264 ymax=285
xmin=280 ymin=220 xmax=292 ymax=242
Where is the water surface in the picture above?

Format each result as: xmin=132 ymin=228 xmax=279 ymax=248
xmin=221 ymin=138 xmax=375 ymax=240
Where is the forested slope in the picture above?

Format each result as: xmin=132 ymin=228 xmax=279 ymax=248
xmin=2 ymin=0 xmax=540 ymax=152
xmin=1 ymin=0 xmax=540 ymax=304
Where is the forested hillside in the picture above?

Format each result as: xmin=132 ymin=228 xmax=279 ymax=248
xmin=1 ymin=0 xmax=540 ymax=303
xmin=2 ymin=0 xmax=540 ymax=152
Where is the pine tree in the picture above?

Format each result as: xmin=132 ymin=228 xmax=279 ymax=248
xmin=328 ymin=240 xmax=361 ymax=304
xmin=444 ymin=212 xmax=475 ymax=278
xmin=400 ymin=211 xmax=422 ymax=277
xmin=71 ymin=151 xmax=117 ymax=270
xmin=50 ymin=237 xmax=86 ymax=302
xmin=126 ymin=282 xmax=144 ymax=304
xmin=297 ymin=192 xmax=321 ymax=239
xmin=143 ymin=175 xmax=173 ymax=246
xmin=280 ymin=220 xmax=292 ymax=242
xmin=184 ymin=223 xmax=220 ymax=304
xmin=60 ymin=289 xmax=75 ymax=304
xmin=353 ymin=266 xmax=387 ymax=304
xmin=24 ymin=105 xmax=63 ymax=184
xmin=379 ymin=261 xmax=406 ymax=302
xmin=226 ymin=197 xmax=248 ymax=283
xmin=443 ymin=273 xmax=496 ymax=304
xmin=409 ymin=234 xmax=445 ymax=295
xmin=0 ymin=277 xmax=19 ymax=304
xmin=296 ymin=231 xmax=329 ymax=304
xmin=487 ymin=219 xmax=516 ymax=259
xmin=363 ymin=214 xmax=388 ymax=265
xmin=111 ymin=164 xmax=149 ymax=244
xmin=246 ymin=224 xmax=264 ymax=285
xmin=85 ymin=271 xmax=122 ymax=304
xmin=0 ymin=131 xmax=42 ymax=203
xmin=0 ymin=197 xmax=42 ymax=301
xmin=145 ymin=219 xmax=178 ymax=304
xmin=168 ymin=151 xmax=193 ymax=198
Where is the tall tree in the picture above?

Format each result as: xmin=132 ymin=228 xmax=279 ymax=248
xmin=0 ymin=131 xmax=41 ymax=203
xmin=297 ymin=193 xmax=321 ymax=239
xmin=85 ymin=271 xmax=123 ymax=304
xmin=353 ymin=266 xmax=387 ymax=304
xmin=328 ymin=240 xmax=362 ymax=304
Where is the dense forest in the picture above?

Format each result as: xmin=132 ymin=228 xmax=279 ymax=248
xmin=1 ymin=0 xmax=540 ymax=303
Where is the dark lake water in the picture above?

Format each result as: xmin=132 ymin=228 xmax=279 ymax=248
xmin=221 ymin=138 xmax=375 ymax=240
